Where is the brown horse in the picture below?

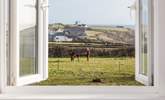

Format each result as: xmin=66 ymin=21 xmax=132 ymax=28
xmin=70 ymin=48 xmax=90 ymax=62
xmin=86 ymin=48 xmax=90 ymax=61
xmin=70 ymin=51 xmax=75 ymax=62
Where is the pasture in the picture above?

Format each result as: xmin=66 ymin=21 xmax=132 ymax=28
xmin=35 ymin=57 xmax=143 ymax=86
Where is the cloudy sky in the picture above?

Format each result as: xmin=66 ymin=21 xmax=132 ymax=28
xmin=49 ymin=0 xmax=135 ymax=25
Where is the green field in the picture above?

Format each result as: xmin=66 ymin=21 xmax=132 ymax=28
xmin=34 ymin=57 xmax=143 ymax=86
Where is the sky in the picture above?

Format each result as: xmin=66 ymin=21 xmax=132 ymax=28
xmin=49 ymin=0 xmax=135 ymax=25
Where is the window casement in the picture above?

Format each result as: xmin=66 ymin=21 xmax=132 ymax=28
xmin=135 ymin=0 xmax=154 ymax=86
xmin=9 ymin=0 xmax=48 ymax=86
xmin=1 ymin=0 xmax=165 ymax=99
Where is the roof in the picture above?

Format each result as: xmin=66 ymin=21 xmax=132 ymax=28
xmin=64 ymin=26 xmax=85 ymax=33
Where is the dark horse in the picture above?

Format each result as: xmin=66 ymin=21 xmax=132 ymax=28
xmin=70 ymin=48 xmax=90 ymax=62
xmin=70 ymin=51 xmax=80 ymax=62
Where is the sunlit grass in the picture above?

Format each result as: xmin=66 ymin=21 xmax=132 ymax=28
xmin=34 ymin=57 xmax=143 ymax=86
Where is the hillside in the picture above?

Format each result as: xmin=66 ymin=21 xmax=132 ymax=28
xmin=86 ymin=26 xmax=135 ymax=44
xmin=49 ymin=23 xmax=135 ymax=45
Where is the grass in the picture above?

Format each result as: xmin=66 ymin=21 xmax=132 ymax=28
xmin=34 ymin=57 xmax=143 ymax=86
xmin=20 ymin=58 xmax=37 ymax=76
xmin=140 ymin=53 xmax=148 ymax=75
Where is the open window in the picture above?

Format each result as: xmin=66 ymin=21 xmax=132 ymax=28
xmin=135 ymin=0 xmax=153 ymax=86
xmin=7 ymin=0 xmax=154 ymax=86
xmin=9 ymin=0 xmax=48 ymax=86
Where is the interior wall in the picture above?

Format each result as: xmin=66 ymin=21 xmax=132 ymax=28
xmin=156 ymin=0 xmax=165 ymax=96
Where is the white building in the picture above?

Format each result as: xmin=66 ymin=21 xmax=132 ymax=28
xmin=53 ymin=36 xmax=72 ymax=42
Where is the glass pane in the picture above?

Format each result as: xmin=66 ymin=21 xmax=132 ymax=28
xmin=19 ymin=0 xmax=38 ymax=76
xmin=139 ymin=0 xmax=149 ymax=76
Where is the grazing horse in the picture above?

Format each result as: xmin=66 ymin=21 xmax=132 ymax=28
xmin=70 ymin=48 xmax=91 ymax=62
xmin=86 ymin=48 xmax=90 ymax=61
xmin=70 ymin=51 xmax=75 ymax=62
xmin=75 ymin=54 xmax=80 ymax=62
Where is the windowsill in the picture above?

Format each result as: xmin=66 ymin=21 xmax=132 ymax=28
xmin=0 ymin=86 xmax=160 ymax=100
xmin=0 ymin=93 xmax=159 ymax=100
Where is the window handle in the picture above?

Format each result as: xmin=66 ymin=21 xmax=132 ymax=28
xmin=128 ymin=2 xmax=136 ymax=19
xmin=40 ymin=3 xmax=49 ymax=9
xmin=128 ymin=5 xmax=136 ymax=10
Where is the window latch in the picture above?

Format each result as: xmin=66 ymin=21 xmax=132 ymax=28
xmin=40 ymin=3 xmax=49 ymax=10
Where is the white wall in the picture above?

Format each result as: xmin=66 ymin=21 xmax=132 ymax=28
xmin=156 ymin=0 xmax=165 ymax=96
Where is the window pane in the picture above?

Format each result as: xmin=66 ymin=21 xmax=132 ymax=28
xmin=19 ymin=0 xmax=38 ymax=76
xmin=139 ymin=0 xmax=149 ymax=76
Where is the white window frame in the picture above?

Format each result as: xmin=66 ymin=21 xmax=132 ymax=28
xmin=135 ymin=0 xmax=154 ymax=86
xmin=1 ymin=0 xmax=165 ymax=100
xmin=9 ymin=0 xmax=48 ymax=86
xmin=0 ymin=0 xmax=7 ymax=92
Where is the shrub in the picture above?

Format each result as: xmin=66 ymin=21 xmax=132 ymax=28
xmin=49 ymin=44 xmax=135 ymax=57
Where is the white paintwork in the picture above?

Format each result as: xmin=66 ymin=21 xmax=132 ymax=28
xmin=0 ymin=86 xmax=160 ymax=100
xmin=0 ymin=0 xmax=7 ymax=93
xmin=9 ymin=0 xmax=48 ymax=86
xmin=41 ymin=0 xmax=49 ymax=80
xmin=156 ymin=0 xmax=165 ymax=96
xmin=1 ymin=0 xmax=165 ymax=100
xmin=135 ymin=0 xmax=140 ymax=86
xmin=135 ymin=0 xmax=153 ymax=86
xmin=10 ymin=0 xmax=19 ymax=86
